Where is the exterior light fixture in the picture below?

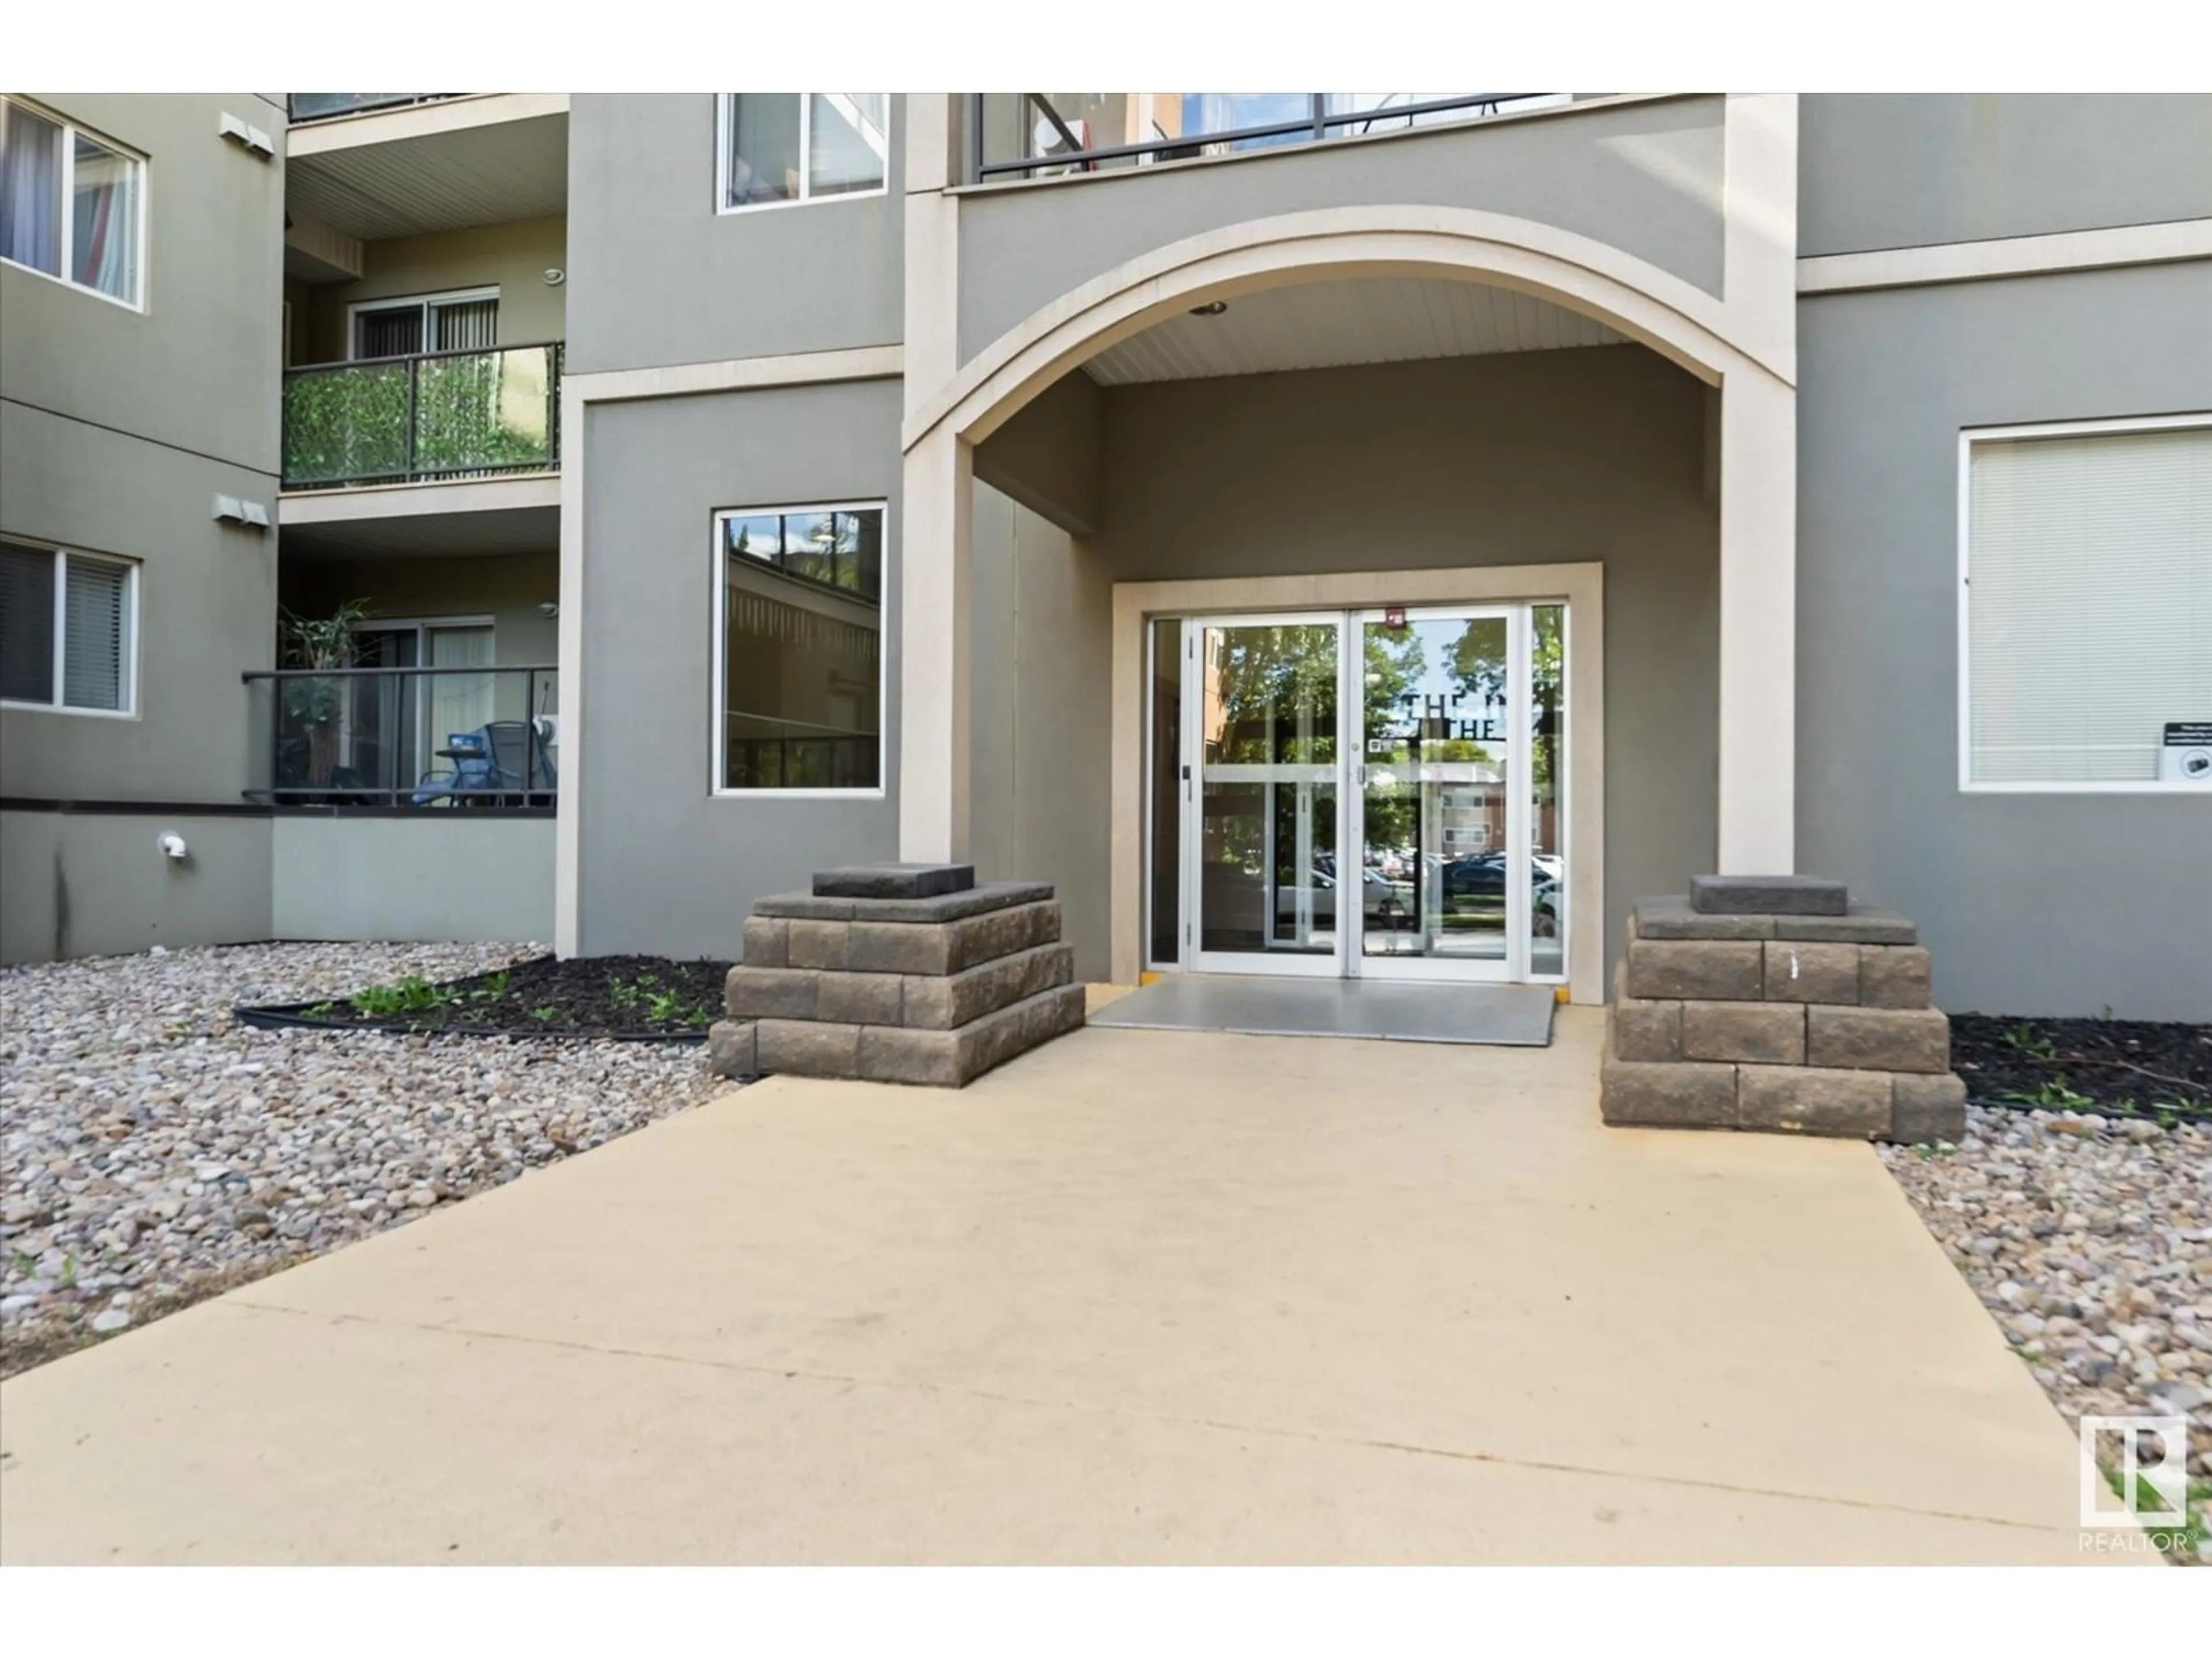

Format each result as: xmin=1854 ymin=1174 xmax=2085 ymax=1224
xmin=1188 ymin=300 xmax=1228 ymax=317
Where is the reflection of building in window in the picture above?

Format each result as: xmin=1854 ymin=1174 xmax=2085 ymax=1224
xmin=717 ymin=504 xmax=884 ymax=791
xmin=719 ymin=95 xmax=889 ymax=209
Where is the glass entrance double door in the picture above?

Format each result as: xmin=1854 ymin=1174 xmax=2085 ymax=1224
xmin=1160 ymin=604 xmax=1567 ymax=983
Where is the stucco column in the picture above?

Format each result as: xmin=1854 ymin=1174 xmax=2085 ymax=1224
xmin=552 ymin=373 xmax=587 ymax=956
xmin=898 ymin=97 xmax=972 ymax=862
xmin=1716 ymin=370 xmax=1796 ymax=872
xmin=1715 ymin=93 xmax=1800 ymax=873
xmin=898 ymin=426 xmax=974 ymax=861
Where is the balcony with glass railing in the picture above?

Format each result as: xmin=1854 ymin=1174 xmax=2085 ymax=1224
xmin=287 ymin=94 xmax=464 ymax=124
xmin=972 ymin=94 xmax=1567 ymax=181
xmin=243 ymin=663 xmax=558 ymax=809
xmin=281 ymin=342 xmax=563 ymax=491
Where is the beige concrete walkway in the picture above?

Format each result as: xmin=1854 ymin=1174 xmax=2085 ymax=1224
xmin=0 ymin=1009 xmax=2130 ymax=1564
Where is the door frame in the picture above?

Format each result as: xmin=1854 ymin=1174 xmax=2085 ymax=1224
xmin=1179 ymin=610 xmax=1350 ymax=979
xmin=347 ymin=615 xmax=498 ymax=788
xmin=1345 ymin=601 xmax=1526 ymax=984
xmin=1113 ymin=563 xmax=1607 ymax=1003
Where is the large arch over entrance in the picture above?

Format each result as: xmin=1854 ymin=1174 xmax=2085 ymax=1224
xmin=898 ymin=201 xmax=1798 ymax=967
xmin=906 ymin=204 xmax=1790 ymax=453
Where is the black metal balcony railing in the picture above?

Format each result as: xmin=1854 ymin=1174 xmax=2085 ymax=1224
xmin=243 ymin=664 xmax=558 ymax=810
xmin=974 ymin=93 xmax=1562 ymax=181
xmin=287 ymin=94 xmax=464 ymax=124
xmin=281 ymin=342 xmax=562 ymax=491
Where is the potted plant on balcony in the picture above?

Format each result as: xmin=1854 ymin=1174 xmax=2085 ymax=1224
xmin=279 ymin=599 xmax=373 ymax=792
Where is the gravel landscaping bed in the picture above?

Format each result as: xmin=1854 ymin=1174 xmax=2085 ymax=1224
xmin=1 ymin=942 xmax=722 ymax=1377
xmin=1882 ymin=1101 xmax=2212 ymax=1561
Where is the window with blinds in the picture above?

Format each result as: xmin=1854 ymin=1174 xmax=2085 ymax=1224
xmin=1964 ymin=421 xmax=2212 ymax=787
xmin=0 ymin=539 xmax=134 ymax=712
xmin=351 ymin=290 xmax=499 ymax=359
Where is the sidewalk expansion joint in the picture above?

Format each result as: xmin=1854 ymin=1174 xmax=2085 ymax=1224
xmin=220 ymin=1293 xmax=2060 ymax=1536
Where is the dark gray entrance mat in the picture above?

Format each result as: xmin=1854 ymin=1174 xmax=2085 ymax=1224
xmin=1090 ymin=975 xmax=1556 ymax=1047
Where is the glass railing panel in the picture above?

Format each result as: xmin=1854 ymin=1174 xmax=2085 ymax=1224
xmin=280 ymin=344 xmax=562 ymax=490
xmin=287 ymin=94 xmax=459 ymax=123
xmin=976 ymin=93 xmax=1556 ymax=180
xmin=412 ymin=345 xmax=558 ymax=479
xmin=282 ymin=359 xmax=414 ymax=487
xmin=242 ymin=664 xmax=559 ymax=808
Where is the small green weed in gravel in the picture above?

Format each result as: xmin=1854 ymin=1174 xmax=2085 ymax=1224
xmin=350 ymin=974 xmax=458 ymax=1017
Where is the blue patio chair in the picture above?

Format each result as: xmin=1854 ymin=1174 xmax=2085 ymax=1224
xmin=412 ymin=729 xmax=497 ymax=806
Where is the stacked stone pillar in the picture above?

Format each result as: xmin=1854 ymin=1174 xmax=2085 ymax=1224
xmin=706 ymin=862 xmax=1085 ymax=1087
xmin=1602 ymin=876 xmax=1966 ymax=1143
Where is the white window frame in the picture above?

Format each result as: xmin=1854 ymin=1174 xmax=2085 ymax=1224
xmin=345 ymin=286 xmax=502 ymax=359
xmin=0 ymin=540 xmax=140 ymax=718
xmin=714 ymin=94 xmax=891 ymax=217
xmin=710 ymin=498 xmax=888 ymax=800
xmin=0 ymin=96 xmax=149 ymax=312
xmin=1956 ymin=411 xmax=2212 ymax=795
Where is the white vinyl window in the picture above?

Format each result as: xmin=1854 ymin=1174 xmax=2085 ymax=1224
xmin=716 ymin=94 xmax=889 ymax=212
xmin=711 ymin=501 xmax=885 ymax=794
xmin=1960 ymin=415 xmax=2212 ymax=790
xmin=0 ymin=539 xmax=138 ymax=715
xmin=0 ymin=96 xmax=145 ymax=309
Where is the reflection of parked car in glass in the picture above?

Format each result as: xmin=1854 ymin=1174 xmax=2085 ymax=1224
xmin=1275 ymin=865 xmax=1414 ymax=928
xmin=1438 ymin=854 xmax=1563 ymax=935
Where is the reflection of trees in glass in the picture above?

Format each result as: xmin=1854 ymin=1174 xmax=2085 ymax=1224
xmin=1531 ymin=605 xmax=1564 ymax=794
xmin=1363 ymin=627 xmax=1425 ymax=734
xmin=1446 ymin=620 xmax=1508 ymax=713
xmin=728 ymin=510 xmax=881 ymax=602
xmin=1210 ymin=624 xmax=1340 ymax=763
xmin=1359 ymin=625 xmax=1429 ymax=856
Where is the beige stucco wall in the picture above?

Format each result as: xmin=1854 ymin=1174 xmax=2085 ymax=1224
xmin=966 ymin=342 xmax=1717 ymax=983
xmin=291 ymin=217 xmax=569 ymax=365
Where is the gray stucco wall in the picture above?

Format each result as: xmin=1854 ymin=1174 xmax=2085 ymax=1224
xmin=0 ymin=812 xmax=272 ymax=963
xmin=1800 ymin=95 xmax=2212 ymax=256
xmin=964 ymin=343 xmax=1717 ymax=983
xmin=974 ymin=369 xmax=1101 ymax=535
xmin=1 ymin=402 xmax=278 ymax=802
xmin=575 ymin=377 xmax=903 ymax=958
xmin=565 ymin=95 xmax=903 ymax=375
xmin=1 ymin=94 xmax=284 ymax=962
xmin=969 ymin=486 xmax=1113 ymax=979
xmin=1797 ymin=262 xmax=2212 ymax=1021
xmin=956 ymin=94 xmax=1725 ymax=365
xmin=271 ymin=816 xmax=552 ymax=944
xmin=1 ymin=93 xmax=286 ymax=475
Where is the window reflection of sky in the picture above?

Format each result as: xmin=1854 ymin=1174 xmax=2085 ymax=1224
xmin=1367 ymin=619 xmax=1511 ymax=751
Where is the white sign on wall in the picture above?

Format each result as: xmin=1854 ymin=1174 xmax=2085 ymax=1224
xmin=2158 ymin=722 xmax=2212 ymax=785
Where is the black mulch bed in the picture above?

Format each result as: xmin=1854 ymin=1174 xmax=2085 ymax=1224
xmin=236 ymin=953 xmax=732 ymax=1043
xmin=1952 ymin=1013 xmax=2211 ymax=1122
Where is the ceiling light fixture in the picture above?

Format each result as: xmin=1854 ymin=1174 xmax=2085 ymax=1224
xmin=1188 ymin=300 xmax=1228 ymax=317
